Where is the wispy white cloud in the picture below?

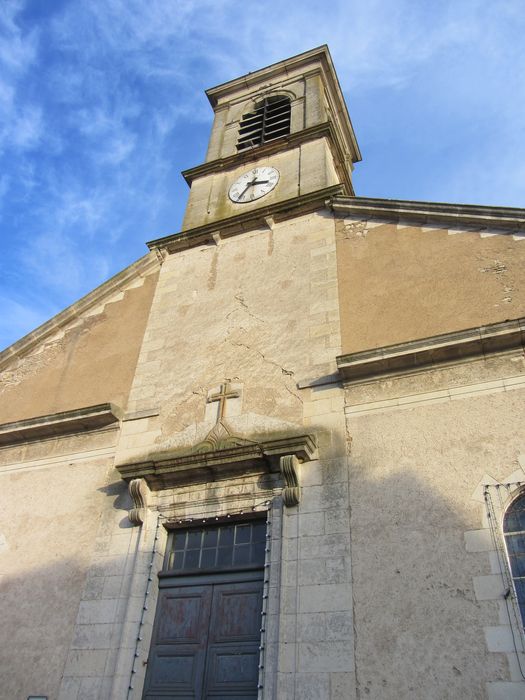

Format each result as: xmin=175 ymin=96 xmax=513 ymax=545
xmin=1 ymin=0 xmax=524 ymax=350
xmin=0 ymin=2 xmax=42 ymax=155
xmin=0 ymin=294 xmax=54 ymax=346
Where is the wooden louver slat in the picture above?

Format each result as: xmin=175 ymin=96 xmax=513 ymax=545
xmin=237 ymin=96 xmax=291 ymax=151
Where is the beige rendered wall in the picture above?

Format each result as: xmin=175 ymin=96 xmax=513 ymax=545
xmin=0 ymin=427 xmax=124 ymax=700
xmin=345 ymin=352 xmax=525 ymax=699
xmin=336 ymin=219 xmax=525 ymax=354
xmin=0 ymin=270 xmax=158 ymax=424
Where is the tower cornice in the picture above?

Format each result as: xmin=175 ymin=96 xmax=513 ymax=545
xmin=147 ymin=184 xmax=344 ymax=254
xmin=181 ymin=121 xmax=354 ymax=195
xmin=205 ymin=45 xmax=361 ymax=165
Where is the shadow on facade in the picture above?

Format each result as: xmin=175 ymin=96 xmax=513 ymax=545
xmin=0 ymin=463 xmax=511 ymax=699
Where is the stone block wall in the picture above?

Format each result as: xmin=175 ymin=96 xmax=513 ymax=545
xmin=0 ymin=428 xmax=121 ymax=700
xmin=343 ymin=351 xmax=525 ymax=699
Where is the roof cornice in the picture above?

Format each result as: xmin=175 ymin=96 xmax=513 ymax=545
xmin=0 ymin=403 xmax=122 ymax=446
xmin=147 ymin=184 xmax=345 ymax=254
xmin=206 ymin=45 xmax=330 ymax=106
xmin=337 ymin=317 xmax=525 ymax=383
xmin=329 ymin=195 xmax=525 ymax=233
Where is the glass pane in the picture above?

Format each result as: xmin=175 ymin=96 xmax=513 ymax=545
xmin=172 ymin=532 xmax=186 ymax=551
xmin=219 ymin=527 xmax=234 ymax=547
xmin=235 ymin=525 xmax=251 ymax=544
xmin=171 ymin=550 xmax=184 ymax=570
xmin=505 ymin=513 xmax=520 ymax=532
xmin=505 ymin=533 xmax=525 ymax=555
xmin=509 ymin=555 xmax=525 ymax=577
xmin=217 ymin=547 xmax=233 ymax=567
xmin=253 ymin=522 xmax=266 ymax=543
xmin=504 ymin=495 xmax=525 ymax=532
xmin=233 ymin=544 xmax=251 ymax=565
xmin=514 ymin=579 xmax=525 ymax=600
xmin=200 ymin=548 xmax=216 ymax=569
xmin=252 ymin=541 xmax=265 ymax=565
xmin=184 ymin=549 xmax=200 ymax=569
xmin=203 ymin=529 xmax=218 ymax=547
xmin=167 ymin=521 xmax=267 ymax=572
xmin=187 ymin=531 xmax=202 ymax=549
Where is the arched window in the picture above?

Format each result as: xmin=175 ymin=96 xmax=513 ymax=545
xmin=237 ymin=95 xmax=291 ymax=151
xmin=503 ymin=492 xmax=525 ymax=626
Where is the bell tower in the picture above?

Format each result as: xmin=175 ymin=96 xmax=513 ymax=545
xmin=177 ymin=45 xmax=361 ymax=234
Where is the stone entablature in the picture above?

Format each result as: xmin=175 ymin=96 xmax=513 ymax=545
xmin=337 ymin=317 xmax=525 ymax=383
xmin=117 ymin=427 xmax=315 ymax=520
xmin=148 ymin=185 xmax=343 ymax=253
xmin=0 ymin=403 xmax=122 ymax=446
xmin=330 ymin=195 xmax=525 ymax=235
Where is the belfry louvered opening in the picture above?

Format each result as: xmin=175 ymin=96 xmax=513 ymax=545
xmin=237 ymin=95 xmax=291 ymax=151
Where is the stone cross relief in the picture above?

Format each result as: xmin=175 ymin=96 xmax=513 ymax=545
xmin=205 ymin=380 xmax=241 ymax=424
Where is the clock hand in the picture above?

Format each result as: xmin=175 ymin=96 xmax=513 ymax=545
xmin=251 ymin=180 xmax=269 ymax=185
xmin=239 ymin=182 xmax=253 ymax=198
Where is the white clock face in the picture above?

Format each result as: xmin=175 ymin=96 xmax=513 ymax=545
xmin=229 ymin=166 xmax=279 ymax=203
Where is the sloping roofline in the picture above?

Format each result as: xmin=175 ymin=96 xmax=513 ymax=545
xmin=0 ymin=252 xmax=160 ymax=370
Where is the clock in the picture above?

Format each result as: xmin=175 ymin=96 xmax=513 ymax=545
xmin=228 ymin=166 xmax=279 ymax=203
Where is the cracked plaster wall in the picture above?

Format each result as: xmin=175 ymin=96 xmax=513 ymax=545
xmin=110 ymin=210 xmax=354 ymax=699
xmin=336 ymin=218 xmax=525 ymax=354
xmin=118 ymin=210 xmax=340 ymax=464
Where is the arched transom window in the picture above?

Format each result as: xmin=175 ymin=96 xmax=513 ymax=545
xmin=503 ymin=492 xmax=525 ymax=626
xmin=237 ymin=95 xmax=291 ymax=151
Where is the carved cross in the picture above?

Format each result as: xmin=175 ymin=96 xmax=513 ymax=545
xmin=207 ymin=381 xmax=240 ymax=422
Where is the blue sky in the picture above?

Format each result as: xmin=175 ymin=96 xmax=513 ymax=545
xmin=1 ymin=0 xmax=524 ymax=350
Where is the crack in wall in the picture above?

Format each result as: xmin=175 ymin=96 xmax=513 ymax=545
xmin=229 ymin=339 xmax=302 ymax=405
xmin=232 ymin=293 xmax=266 ymax=324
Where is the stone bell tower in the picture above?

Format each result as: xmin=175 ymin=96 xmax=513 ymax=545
xmin=153 ymin=45 xmax=361 ymax=240
xmin=111 ymin=45 xmax=360 ymax=700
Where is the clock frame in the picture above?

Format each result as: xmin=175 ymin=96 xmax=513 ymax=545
xmin=228 ymin=166 xmax=279 ymax=203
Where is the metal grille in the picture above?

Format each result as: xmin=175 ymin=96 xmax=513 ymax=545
xmin=484 ymin=483 xmax=525 ymax=650
xmin=237 ymin=96 xmax=291 ymax=151
xmin=503 ymin=492 xmax=525 ymax=626
xmin=166 ymin=520 xmax=267 ymax=573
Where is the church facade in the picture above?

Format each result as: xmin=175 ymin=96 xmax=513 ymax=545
xmin=1 ymin=45 xmax=525 ymax=700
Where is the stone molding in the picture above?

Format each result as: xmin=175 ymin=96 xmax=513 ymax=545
xmin=116 ymin=432 xmax=316 ymax=493
xmin=181 ymin=122 xmax=354 ymax=194
xmin=280 ymin=454 xmax=301 ymax=506
xmin=337 ymin=317 xmax=525 ymax=383
xmin=128 ymin=477 xmax=151 ymax=525
xmin=329 ymin=195 xmax=525 ymax=234
xmin=0 ymin=403 xmax=122 ymax=446
xmin=146 ymin=184 xmax=344 ymax=254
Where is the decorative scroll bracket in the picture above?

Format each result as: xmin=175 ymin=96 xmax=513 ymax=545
xmin=280 ymin=454 xmax=301 ymax=507
xmin=128 ymin=477 xmax=151 ymax=525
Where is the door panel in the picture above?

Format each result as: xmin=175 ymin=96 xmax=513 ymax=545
xmin=203 ymin=580 xmax=263 ymax=698
xmin=209 ymin=584 xmax=263 ymax=642
xmin=143 ymin=585 xmax=212 ymax=698
xmin=143 ymin=578 xmax=263 ymax=699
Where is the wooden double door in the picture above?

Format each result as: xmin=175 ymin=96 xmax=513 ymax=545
xmin=142 ymin=572 xmax=263 ymax=699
